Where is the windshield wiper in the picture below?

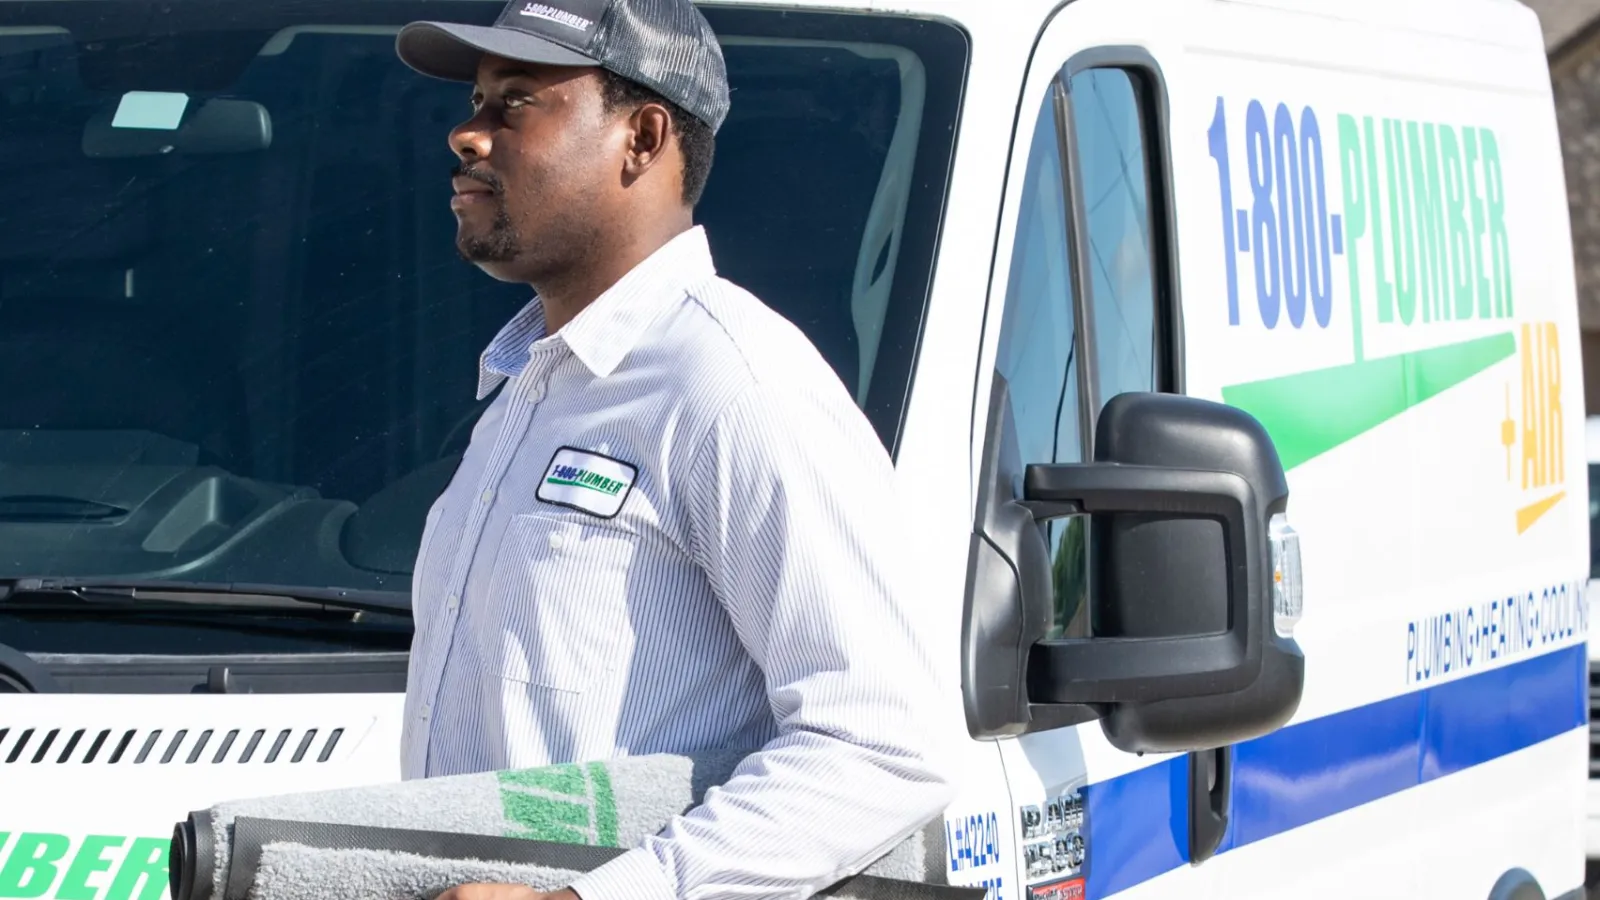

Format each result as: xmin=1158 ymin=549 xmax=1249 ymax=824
xmin=0 ymin=578 xmax=411 ymax=618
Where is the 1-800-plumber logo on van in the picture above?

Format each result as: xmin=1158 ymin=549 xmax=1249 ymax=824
xmin=1204 ymin=94 xmax=1572 ymax=538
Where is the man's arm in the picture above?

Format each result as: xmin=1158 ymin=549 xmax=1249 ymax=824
xmin=565 ymin=376 xmax=960 ymax=900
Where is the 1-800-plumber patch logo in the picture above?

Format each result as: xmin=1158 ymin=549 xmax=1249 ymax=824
xmin=537 ymin=446 xmax=637 ymax=518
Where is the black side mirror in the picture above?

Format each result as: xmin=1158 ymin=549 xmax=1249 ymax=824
xmin=960 ymin=373 xmax=1305 ymax=753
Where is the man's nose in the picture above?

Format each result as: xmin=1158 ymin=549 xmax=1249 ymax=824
xmin=449 ymin=115 xmax=492 ymax=161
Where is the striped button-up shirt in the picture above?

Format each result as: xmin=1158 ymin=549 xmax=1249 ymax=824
xmin=400 ymin=226 xmax=957 ymax=900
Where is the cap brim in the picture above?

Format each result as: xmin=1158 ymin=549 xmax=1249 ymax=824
xmin=395 ymin=21 xmax=599 ymax=83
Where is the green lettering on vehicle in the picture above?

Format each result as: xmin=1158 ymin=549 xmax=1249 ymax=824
xmin=0 ymin=833 xmax=69 ymax=899
xmin=1384 ymin=118 xmax=1418 ymax=324
xmin=56 ymin=836 xmax=124 ymax=900
xmin=1440 ymin=124 xmax=1475 ymax=319
xmin=1341 ymin=117 xmax=1519 ymax=333
xmin=1337 ymin=113 xmax=1367 ymax=361
xmin=1407 ymin=120 xmax=1447 ymax=323
xmin=1481 ymin=127 xmax=1515 ymax=318
xmin=104 ymin=838 xmax=167 ymax=900
xmin=1464 ymin=126 xmax=1491 ymax=317
xmin=1365 ymin=115 xmax=1392 ymax=324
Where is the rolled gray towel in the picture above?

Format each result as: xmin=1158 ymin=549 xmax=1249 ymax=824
xmin=173 ymin=748 xmax=954 ymax=900
xmin=250 ymin=839 xmax=977 ymax=900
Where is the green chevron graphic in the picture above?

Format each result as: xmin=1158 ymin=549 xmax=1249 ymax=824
xmin=1221 ymin=331 xmax=1516 ymax=471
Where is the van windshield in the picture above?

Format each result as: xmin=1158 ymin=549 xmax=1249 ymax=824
xmin=0 ymin=1 xmax=965 ymax=652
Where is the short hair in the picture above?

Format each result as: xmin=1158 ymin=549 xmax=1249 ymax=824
xmin=597 ymin=68 xmax=716 ymax=207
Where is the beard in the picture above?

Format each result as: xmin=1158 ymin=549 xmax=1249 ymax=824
xmin=457 ymin=200 xmax=521 ymax=263
xmin=453 ymin=162 xmax=520 ymax=264
xmin=449 ymin=160 xmax=607 ymax=280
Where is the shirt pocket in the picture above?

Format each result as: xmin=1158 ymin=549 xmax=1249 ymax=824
xmin=475 ymin=511 xmax=636 ymax=694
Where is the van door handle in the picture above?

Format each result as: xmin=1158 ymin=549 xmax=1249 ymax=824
xmin=1188 ymin=745 xmax=1232 ymax=863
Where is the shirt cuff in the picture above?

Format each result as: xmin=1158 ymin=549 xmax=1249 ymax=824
xmin=566 ymin=846 xmax=677 ymax=900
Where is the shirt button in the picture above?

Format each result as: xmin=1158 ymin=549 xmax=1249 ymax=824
xmin=446 ymin=593 xmax=459 ymax=612
xmin=480 ymin=489 xmax=493 ymax=504
xmin=420 ymin=704 xmax=431 ymax=721
xmin=548 ymin=532 xmax=566 ymax=551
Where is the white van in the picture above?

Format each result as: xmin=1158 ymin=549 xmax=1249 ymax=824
xmin=0 ymin=0 xmax=1589 ymax=898
xmin=1584 ymin=414 xmax=1600 ymax=866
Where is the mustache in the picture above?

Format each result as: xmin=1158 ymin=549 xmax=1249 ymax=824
xmin=452 ymin=163 xmax=503 ymax=193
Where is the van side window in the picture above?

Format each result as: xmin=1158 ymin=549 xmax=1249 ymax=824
xmin=990 ymin=65 xmax=1174 ymax=642
xmin=1069 ymin=67 xmax=1161 ymax=406
xmin=993 ymin=88 xmax=1089 ymax=640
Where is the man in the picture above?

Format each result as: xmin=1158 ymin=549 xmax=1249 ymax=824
xmin=391 ymin=1 xmax=958 ymax=899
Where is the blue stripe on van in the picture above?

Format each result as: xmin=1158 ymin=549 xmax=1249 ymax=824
xmin=1080 ymin=642 xmax=1588 ymax=897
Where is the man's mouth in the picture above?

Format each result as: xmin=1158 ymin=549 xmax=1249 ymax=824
xmin=450 ymin=173 xmax=498 ymax=211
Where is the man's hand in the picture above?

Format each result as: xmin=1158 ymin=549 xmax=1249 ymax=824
xmin=432 ymin=884 xmax=579 ymax=900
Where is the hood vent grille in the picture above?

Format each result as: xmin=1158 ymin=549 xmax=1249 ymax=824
xmin=0 ymin=725 xmax=345 ymax=765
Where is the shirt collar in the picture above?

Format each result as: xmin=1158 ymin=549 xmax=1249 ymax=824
xmin=475 ymin=225 xmax=716 ymax=399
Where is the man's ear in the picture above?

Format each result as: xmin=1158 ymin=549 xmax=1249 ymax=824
xmin=622 ymin=103 xmax=673 ymax=180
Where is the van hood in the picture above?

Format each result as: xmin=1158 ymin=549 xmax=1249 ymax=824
xmin=0 ymin=692 xmax=405 ymax=900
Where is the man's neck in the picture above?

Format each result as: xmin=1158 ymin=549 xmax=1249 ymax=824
xmin=535 ymin=215 xmax=694 ymax=335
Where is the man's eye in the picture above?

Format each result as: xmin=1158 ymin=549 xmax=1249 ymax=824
xmin=504 ymin=95 xmax=530 ymax=108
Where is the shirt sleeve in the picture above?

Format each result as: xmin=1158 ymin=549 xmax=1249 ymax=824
xmin=564 ymin=375 xmax=960 ymax=900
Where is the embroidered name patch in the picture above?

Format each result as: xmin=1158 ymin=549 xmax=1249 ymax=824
xmin=537 ymin=446 xmax=637 ymax=518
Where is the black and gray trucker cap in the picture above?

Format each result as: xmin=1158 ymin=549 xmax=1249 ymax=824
xmin=395 ymin=0 xmax=730 ymax=133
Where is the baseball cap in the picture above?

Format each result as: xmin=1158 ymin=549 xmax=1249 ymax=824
xmin=395 ymin=0 xmax=730 ymax=133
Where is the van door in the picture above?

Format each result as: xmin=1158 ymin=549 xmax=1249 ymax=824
xmin=969 ymin=1 xmax=1210 ymax=898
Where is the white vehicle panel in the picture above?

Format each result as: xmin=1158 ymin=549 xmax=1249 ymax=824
xmin=0 ymin=1 xmax=1591 ymax=899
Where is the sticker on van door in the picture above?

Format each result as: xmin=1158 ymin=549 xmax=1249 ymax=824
xmin=1019 ymin=783 xmax=1085 ymax=887
xmin=1028 ymin=878 xmax=1086 ymax=900
xmin=944 ymin=807 xmax=1006 ymax=898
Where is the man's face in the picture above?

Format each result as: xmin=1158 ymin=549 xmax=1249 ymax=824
xmin=447 ymin=56 xmax=615 ymax=282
